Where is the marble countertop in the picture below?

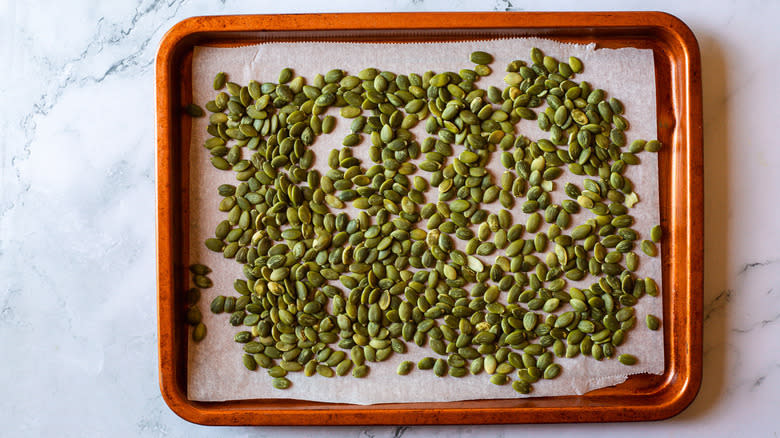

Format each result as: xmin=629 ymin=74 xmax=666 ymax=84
xmin=2 ymin=0 xmax=778 ymax=436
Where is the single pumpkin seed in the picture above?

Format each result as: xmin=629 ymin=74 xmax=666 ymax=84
xmin=646 ymin=314 xmax=661 ymax=330
xmin=192 ymin=323 xmax=206 ymax=342
xmin=641 ymin=240 xmax=658 ymax=257
xmin=470 ymin=51 xmax=494 ymax=65
xmin=272 ymin=377 xmax=291 ymax=389
xmin=618 ymin=354 xmax=638 ymax=365
xmin=397 ymin=361 xmax=413 ymax=375
xmin=651 ymin=225 xmax=662 ymax=243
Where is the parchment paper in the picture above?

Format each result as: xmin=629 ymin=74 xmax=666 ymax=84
xmin=186 ymin=38 xmax=663 ymax=404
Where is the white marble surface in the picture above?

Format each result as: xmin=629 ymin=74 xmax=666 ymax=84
xmin=1 ymin=0 xmax=778 ymax=436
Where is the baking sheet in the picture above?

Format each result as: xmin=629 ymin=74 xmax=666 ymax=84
xmin=186 ymin=38 xmax=663 ymax=404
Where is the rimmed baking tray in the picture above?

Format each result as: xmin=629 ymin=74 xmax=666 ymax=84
xmin=156 ymin=11 xmax=703 ymax=425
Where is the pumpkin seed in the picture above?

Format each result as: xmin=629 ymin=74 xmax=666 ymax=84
xmin=185 ymin=306 xmax=202 ymax=325
xmin=352 ymin=365 xmax=369 ymax=378
xmin=185 ymin=103 xmax=204 ymax=117
xmin=646 ymin=277 xmax=659 ymax=297
xmin=272 ymin=377 xmax=291 ymax=389
xmin=645 ymin=140 xmax=661 ymax=152
xmin=213 ymin=72 xmax=226 ymax=90
xmin=641 ymin=240 xmax=658 ymax=257
xmin=490 ymin=373 xmax=509 ymax=385
xmin=646 ymin=314 xmax=661 ymax=331
xmin=433 ymin=358 xmax=448 ymax=377
xmin=618 ymin=354 xmax=638 ymax=365
xmin=651 ymin=225 xmax=662 ymax=243
xmin=512 ymin=379 xmax=532 ymax=394
xmin=210 ymin=295 xmax=226 ymax=314
xmin=470 ymin=51 xmax=494 ymax=65
xmin=543 ymin=363 xmax=561 ymax=379
xmin=192 ymin=323 xmax=206 ymax=342
xmin=193 ymin=275 xmax=212 ymax=288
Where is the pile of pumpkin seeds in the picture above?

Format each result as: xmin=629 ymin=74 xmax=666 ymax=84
xmin=192 ymin=48 xmax=663 ymax=395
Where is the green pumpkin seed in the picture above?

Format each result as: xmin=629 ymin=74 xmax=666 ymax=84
xmin=641 ymin=240 xmax=658 ymax=257
xmin=418 ymin=357 xmax=435 ymax=370
xmin=512 ymin=379 xmax=532 ymax=394
xmin=193 ymin=275 xmax=212 ymax=289
xmin=646 ymin=277 xmax=659 ymax=297
xmin=185 ymin=103 xmax=204 ymax=117
xmin=651 ymin=225 xmax=662 ymax=243
xmin=490 ymin=373 xmax=509 ymax=385
xmin=433 ymin=358 xmax=448 ymax=377
xmin=626 ymin=252 xmax=639 ymax=271
xmin=470 ymin=51 xmax=494 ymax=65
xmin=336 ymin=359 xmax=353 ymax=376
xmin=526 ymin=213 xmax=542 ymax=233
xmin=213 ymin=72 xmax=226 ymax=90
xmin=352 ymin=365 xmax=369 ymax=378
xmin=618 ymin=354 xmax=638 ymax=365
xmin=645 ymin=140 xmax=661 ymax=152
xmin=185 ymin=306 xmax=202 ymax=325
xmin=192 ymin=323 xmax=206 ymax=342
xmin=568 ymin=56 xmax=583 ymax=73
xmin=185 ymin=288 xmax=201 ymax=306
xmin=646 ymin=314 xmax=661 ymax=330
xmin=272 ymin=377 xmax=291 ymax=389
xmin=397 ymin=361 xmax=413 ymax=375
xmin=543 ymin=363 xmax=561 ymax=379
xmin=210 ymin=295 xmax=225 ymax=314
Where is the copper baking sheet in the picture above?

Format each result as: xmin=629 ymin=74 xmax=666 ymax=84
xmin=155 ymin=11 xmax=703 ymax=425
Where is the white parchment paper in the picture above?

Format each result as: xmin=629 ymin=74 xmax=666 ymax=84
xmin=186 ymin=38 xmax=663 ymax=404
